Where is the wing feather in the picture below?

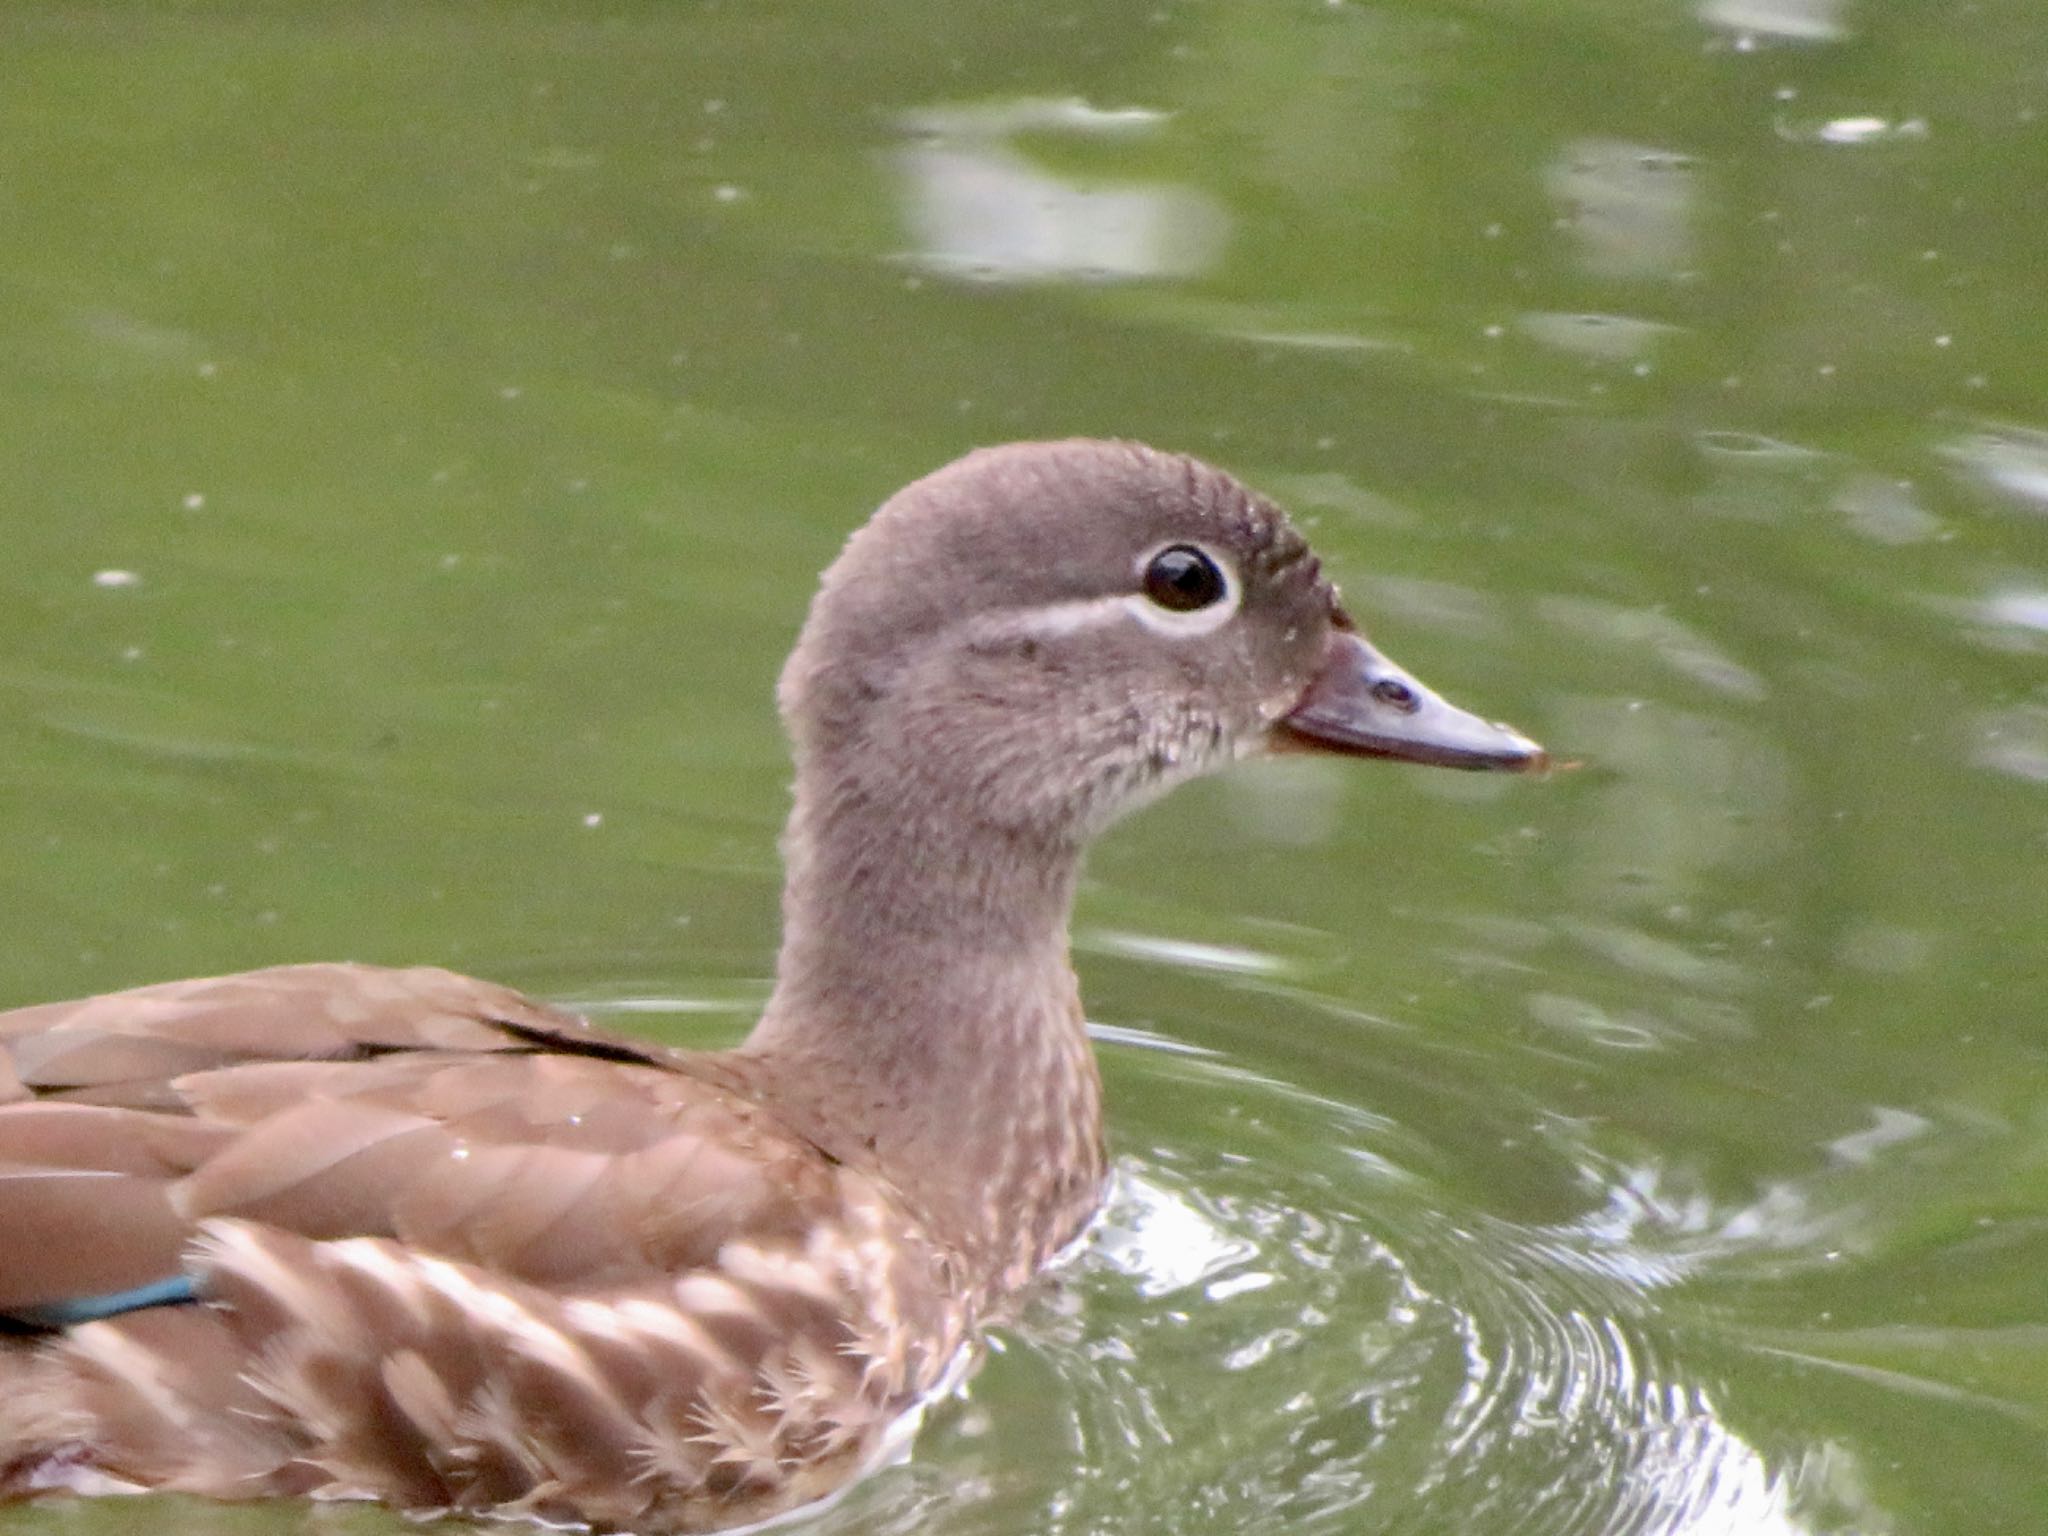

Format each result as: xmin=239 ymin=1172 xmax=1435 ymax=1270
xmin=0 ymin=964 xmax=778 ymax=1314
xmin=0 ymin=963 xmax=943 ymax=1523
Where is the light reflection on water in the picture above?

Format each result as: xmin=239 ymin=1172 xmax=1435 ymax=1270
xmin=1545 ymin=140 xmax=1698 ymax=283
xmin=1970 ymin=704 xmax=2048 ymax=784
xmin=1942 ymin=423 xmax=2048 ymax=514
xmin=1697 ymin=0 xmax=1849 ymax=45
xmin=892 ymin=98 xmax=1228 ymax=286
xmin=832 ymin=1029 xmax=1913 ymax=1536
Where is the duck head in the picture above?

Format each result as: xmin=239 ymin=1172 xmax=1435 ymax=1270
xmin=780 ymin=439 xmax=1543 ymax=850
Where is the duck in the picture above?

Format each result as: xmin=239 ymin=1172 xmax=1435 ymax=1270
xmin=0 ymin=439 xmax=1543 ymax=1531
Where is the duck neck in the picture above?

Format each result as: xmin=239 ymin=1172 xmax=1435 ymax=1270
xmin=742 ymin=779 xmax=1106 ymax=1292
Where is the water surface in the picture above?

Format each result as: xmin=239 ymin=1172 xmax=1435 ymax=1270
xmin=2 ymin=3 xmax=2046 ymax=1533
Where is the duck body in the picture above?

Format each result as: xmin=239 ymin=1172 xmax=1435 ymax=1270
xmin=0 ymin=964 xmax=1016 ymax=1529
xmin=0 ymin=441 xmax=1540 ymax=1530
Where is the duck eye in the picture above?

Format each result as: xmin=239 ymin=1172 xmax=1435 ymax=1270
xmin=1141 ymin=545 xmax=1227 ymax=613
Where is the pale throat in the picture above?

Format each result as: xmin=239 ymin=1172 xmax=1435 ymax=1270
xmin=753 ymin=751 xmax=1093 ymax=1027
xmin=741 ymin=765 xmax=1108 ymax=1272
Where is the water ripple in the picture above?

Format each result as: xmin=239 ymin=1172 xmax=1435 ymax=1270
xmin=890 ymin=1039 xmax=1867 ymax=1536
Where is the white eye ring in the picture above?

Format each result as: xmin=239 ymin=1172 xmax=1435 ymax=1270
xmin=1126 ymin=542 xmax=1241 ymax=636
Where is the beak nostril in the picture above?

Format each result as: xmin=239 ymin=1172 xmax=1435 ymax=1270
xmin=1370 ymin=677 xmax=1420 ymax=713
xmin=1281 ymin=630 xmax=1541 ymax=769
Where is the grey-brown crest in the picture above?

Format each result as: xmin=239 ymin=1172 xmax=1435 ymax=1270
xmin=0 ymin=440 xmax=1541 ymax=1531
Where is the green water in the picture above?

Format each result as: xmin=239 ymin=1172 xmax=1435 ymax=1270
xmin=3 ymin=2 xmax=2046 ymax=1532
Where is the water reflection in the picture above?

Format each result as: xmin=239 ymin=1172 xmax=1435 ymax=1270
xmin=976 ymin=1057 xmax=1882 ymax=1535
xmin=1083 ymin=927 xmax=1295 ymax=980
xmin=1090 ymin=1170 xmax=1264 ymax=1299
xmin=1832 ymin=474 xmax=1944 ymax=546
xmin=1942 ymin=422 xmax=2048 ymax=513
xmin=1538 ymin=598 xmax=1766 ymax=701
xmin=1519 ymin=312 xmax=1682 ymax=363
xmin=1773 ymin=114 xmax=1931 ymax=147
xmin=1955 ymin=583 xmax=2048 ymax=658
xmin=1693 ymin=431 xmax=1826 ymax=465
xmin=1547 ymin=141 xmax=1698 ymax=282
xmin=1970 ymin=704 xmax=2048 ymax=783
xmin=893 ymin=98 xmax=1228 ymax=284
xmin=1697 ymin=0 xmax=1849 ymax=44
xmin=1980 ymin=588 xmax=2048 ymax=636
xmin=1824 ymin=1106 xmax=1930 ymax=1167
xmin=1551 ymin=697 xmax=1790 ymax=915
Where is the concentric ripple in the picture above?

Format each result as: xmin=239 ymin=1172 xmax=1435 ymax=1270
xmin=803 ymin=1033 xmax=1878 ymax=1536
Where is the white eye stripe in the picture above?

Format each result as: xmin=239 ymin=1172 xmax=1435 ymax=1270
xmin=990 ymin=548 xmax=1244 ymax=644
xmin=1001 ymin=596 xmax=1134 ymax=640
xmin=999 ymin=589 xmax=1241 ymax=643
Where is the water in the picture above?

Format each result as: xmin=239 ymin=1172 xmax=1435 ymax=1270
xmin=2 ymin=3 xmax=2046 ymax=1533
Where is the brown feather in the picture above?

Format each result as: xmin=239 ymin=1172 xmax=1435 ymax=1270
xmin=173 ymin=1099 xmax=452 ymax=1239
xmin=0 ymin=1174 xmax=191 ymax=1311
xmin=0 ymin=1102 xmax=226 ymax=1175
xmin=0 ymin=963 xmax=977 ymax=1530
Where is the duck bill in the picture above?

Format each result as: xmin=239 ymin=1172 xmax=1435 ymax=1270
xmin=1275 ymin=629 xmax=1546 ymax=772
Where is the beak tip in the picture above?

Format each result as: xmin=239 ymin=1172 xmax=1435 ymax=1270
xmin=1453 ymin=728 xmax=1548 ymax=774
xmin=1500 ymin=728 xmax=1549 ymax=774
xmin=1277 ymin=631 xmax=1548 ymax=775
